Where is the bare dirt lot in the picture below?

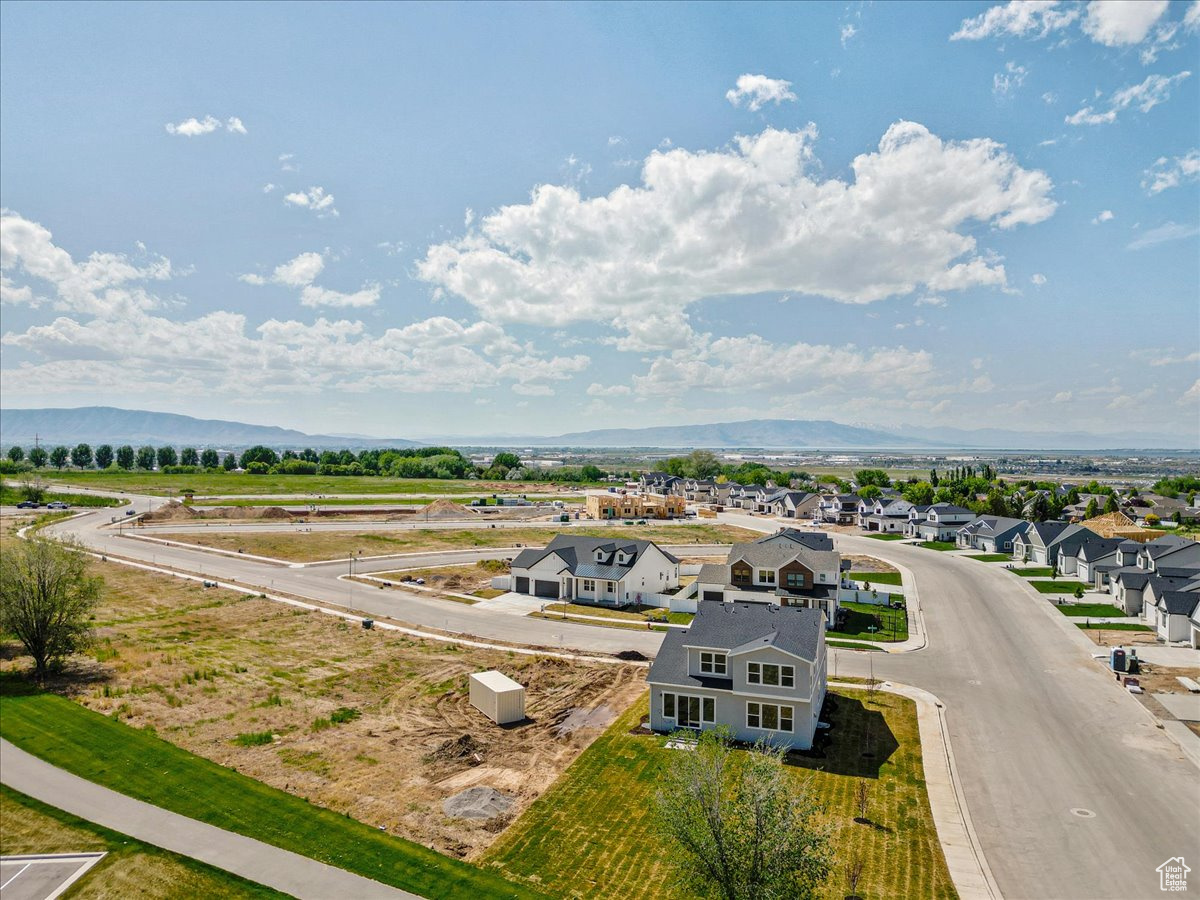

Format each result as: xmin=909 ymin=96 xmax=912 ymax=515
xmin=844 ymin=554 xmax=900 ymax=574
xmin=1 ymin=559 xmax=646 ymax=860
xmin=155 ymin=523 xmax=762 ymax=562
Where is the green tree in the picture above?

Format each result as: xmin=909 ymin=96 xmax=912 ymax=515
xmin=49 ymin=446 xmax=70 ymax=469
xmin=70 ymin=443 xmax=93 ymax=469
xmin=239 ymin=445 xmax=278 ymax=468
xmin=854 ymin=469 xmax=890 ymax=488
xmin=1084 ymin=498 xmax=1098 ymax=520
xmin=27 ymin=446 xmax=48 ymax=468
xmin=180 ymin=447 xmax=200 ymax=467
xmin=136 ymin=445 xmax=157 ymax=469
xmin=929 ymin=468 xmax=939 ymax=487
xmin=156 ymin=446 xmax=178 ymax=468
xmin=222 ymin=452 xmax=238 ymax=471
xmin=0 ymin=537 xmax=101 ymax=682
xmin=1025 ymin=491 xmax=1049 ymax=522
xmin=687 ymin=450 xmax=722 ymax=480
xmin=7 ymin=446 xmax=24 ymax=463
xmin=857 ymin=484 xmax=882 ymax=502
xmin=490 ymin=451 xmax=521 ymax=472
xmin=902 ymin=481 xmax=935 ymax=506
xmin=580 ymin=464 xmax=604 ymax=481
xmin=1104 ymin=494 xmax=1119 ymax=515
xmin=654 ymin=727 xmax=832 ymax=900
xmin=199 ymin=448 xmax=219 ymax=469
xmin=115 ymin=445 xmax=136 ymax=470
xmin=94 ymin=444 xmax=114 ymax=469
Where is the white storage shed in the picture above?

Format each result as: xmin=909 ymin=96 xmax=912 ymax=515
xmin=469 ymin=671 xmax=526 ymax=725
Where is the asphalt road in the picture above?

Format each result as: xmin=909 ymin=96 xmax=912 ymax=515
xmin=42 ymin=504 xmax=1200 ymax=899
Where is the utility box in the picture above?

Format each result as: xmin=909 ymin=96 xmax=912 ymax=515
xmin=469 ymin=671 xmax=526 ymax=725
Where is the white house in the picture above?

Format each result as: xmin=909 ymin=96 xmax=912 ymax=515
xmin=508 ymin=534 xmax=679 ymax=605
xmin=647 ymin=601 xmax=827 ymax=750
xmin=905 ymin=504 xmax=975 ymax=542
xmin=693 ymin=539 xmax=841 ymax=626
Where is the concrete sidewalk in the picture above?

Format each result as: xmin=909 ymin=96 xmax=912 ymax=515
xmin=0 ymin=740 xmax=418 ymax=900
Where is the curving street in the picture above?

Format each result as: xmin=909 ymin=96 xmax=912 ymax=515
xmin=37 ymin=502 xmax=1200 ymax=899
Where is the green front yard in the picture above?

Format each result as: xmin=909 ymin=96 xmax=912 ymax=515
xmin=867 ymin=533 xmax=906 ymax=541
xmin=849 ymin=571 xmax=903 ymax=586
xmin=1029 ymin=580 xmax=1090 ymax=594
xmin=963 ymin=553 xmax=1010 ymax=562
xmin=1055 ymin=603 xmax=1126 ymax=617
xmin=828 ymin=601 xmax=908 ymax=642
xmin=1010 ymin=567 xmax=1054 ymax=577
xmin=1076 ymin=622 xmax=1153 ymax=631
xmin=0 ymin=676 xmax=537 ymax=899
xmin=483 ymin=690 xmax=954 ymax=900
xmin=918 ymin=541 xmax=958 ymax=551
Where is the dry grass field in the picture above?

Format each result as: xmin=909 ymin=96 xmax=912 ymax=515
xmin=0 ymin=558 xmax=646 ymax=861
xmin=157 ymin=523 xmax=762 ymax=562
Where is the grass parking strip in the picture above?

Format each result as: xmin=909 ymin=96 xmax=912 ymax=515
xmin=963 ymin=553 xmax=1010 ymax=562
xmin=1028 ymin=580 xmax=1089 ymax=594
xmin=0 ymin=676 xmax=539 ymax=899
xmin=0 ymin=784 xmax=285 ymax=899
xmin=1056 ymin=603 xmax=1127 ymax=617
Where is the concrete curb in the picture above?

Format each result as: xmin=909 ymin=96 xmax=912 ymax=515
xmin=831 ymin=680 xmax=1002 ymax=900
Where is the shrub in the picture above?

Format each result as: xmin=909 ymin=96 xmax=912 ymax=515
xmin=330 ymin=706 xmax=361 ymax=725
xmin=232 ymin=730 xmax=275 ymax=747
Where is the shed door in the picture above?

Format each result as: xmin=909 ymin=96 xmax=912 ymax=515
xmin=514 ymin=576 xmax=529 ymax=594
xmin=534 ymin=579 xmax=559 ymax=598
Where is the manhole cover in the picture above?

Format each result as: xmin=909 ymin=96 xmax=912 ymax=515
xmin=1070 ymin=808 xmax=1096 ymax=819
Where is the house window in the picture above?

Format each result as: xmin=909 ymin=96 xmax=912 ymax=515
xmin=699 ymin=652 xmax=728 ymax=675
xmin=747 ymin=663 xmax=795 ymax=688
xmin=663 ymin=693 xmax=715 ymax=728
xmin=746 ymin=702 xmax=794 ymax=732
xmin=758 ymin=569 xmax=775 ymax=584
xmin=785 ymin=572 xmax=805 ymax=589
xmin=732 ymin=566 xmax=751 ymax=585
xmin=582 ymin=579 xmax=595 ymax=592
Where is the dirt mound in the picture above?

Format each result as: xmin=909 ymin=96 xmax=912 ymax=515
xmin=428 ymin=734 xmax=486 ymax=765
xmin=614 ymin=650 xmax=648 ymax=661
xmin=442 ymin=786 xmax=515 ymax=820
xmin=423 ymin=499 xmax=475 ymax=520
xmin=256 ymin=506 xmax=295 ymax=519
xmin=143 ymin=501 xmax=201 ymax=522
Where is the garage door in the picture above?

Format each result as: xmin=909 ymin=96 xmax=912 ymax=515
xmin=534 ymin=579 xmax=559 ymax=598
xmin=514 ymin=576 xmax=529 ymax=594
xmin=702 ymin=590 xmax=724 ymax=602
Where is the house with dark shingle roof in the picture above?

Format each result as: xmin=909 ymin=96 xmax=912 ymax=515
xmin=956 ymin=516 xmax=1029 ymax=553
xmin=647 ymin=601 xmax=827 ymax=750
xmin=693 ymin=537 xmax=841 ymax=626
xmin=508 ymin=534 xmax=679 ymax=605
xmin=904 ymin=503 xmax=975 ymax=542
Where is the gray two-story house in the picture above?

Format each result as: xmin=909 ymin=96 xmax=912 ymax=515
xmin=647 ymin=601 xmax=827 ymax=750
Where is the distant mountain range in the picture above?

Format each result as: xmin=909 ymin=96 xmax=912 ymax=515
xmin=0 ymin=407 xmax=1192 ymax=452
xmin=0 ymin=407 xmax=419 ymax=450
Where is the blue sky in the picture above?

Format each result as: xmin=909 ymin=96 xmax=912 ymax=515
xmin=1 ymin=0 xmax=1197 ymax=442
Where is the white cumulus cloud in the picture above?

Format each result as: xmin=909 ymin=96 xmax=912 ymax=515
xmin=1142 ymin=150 xmax=1200 ymax=193
xmin=165 ymin=115 xmax=248 ymax=137
xmin=1081 ymin=0 xmax=1169 ymax=46
xmin=1066 ymin=70 xmax=1191 ymax=125
xmin=417 ymin=122 xmax=1055 ymax=350
xmin=725 ymin=74 xmax=798 ymax=111
xmin=1093 ymin=209 xmax=1115 ymax=223
xmin=240 ymin=250 xmax=378 ymax=308
xmin=283 ymin=186 xmax=338 ymax=217
xmin=993 ymin=61 xmax=1029 ymax=98
xmin=951 ymin=1 xmax=1080 ymax=41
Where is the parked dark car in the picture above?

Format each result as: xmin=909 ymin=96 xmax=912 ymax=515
xmin=16 ymin=500 xmax=39 ymax=509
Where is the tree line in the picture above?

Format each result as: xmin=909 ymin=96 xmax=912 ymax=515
xmin=2 ymin=443 xmax=617 ymax=482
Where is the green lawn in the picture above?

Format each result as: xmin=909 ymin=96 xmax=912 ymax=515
xmin=0 ymin=485 xmax=123 ymax=508
xmin=1 ymin=785 xmax=285 ymax=898
xmin=918 ymin=541 xmax=958 ymax=551
xmin=39 ymin=470 xmax=595 ymax=497
xmin=1029 ymin=580 xmax=1090 ymax=594
xmin=826 ymin=640 xmax=887 ymax=651
xmin=848 ymin=571 xmax=903 ymax=586
xmin=1056 ymin=603 xmax=1126 ymax=617
xmin=1010 ymin=567 xmax=1054 ymax=577
xmin=867 ymin=533 xmax=906 ymax=541
xmin=483 ymin=691 xmax=954 ymax=900
xmin=828 ymin=601 xmax=908 ymax=642
xmin=0 ymin=675 xmax=538 ymax=899
xmin=964 ymin=553 xmax=1010 ymax=562
xmin=1075 ymin=622 xmax=1153 ymax=632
